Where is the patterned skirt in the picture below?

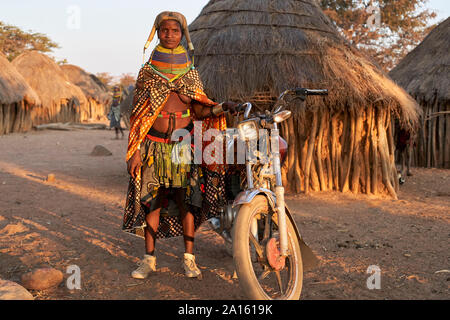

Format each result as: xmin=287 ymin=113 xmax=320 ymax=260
xmin=122 ymin=124 xmax=227 ymax=239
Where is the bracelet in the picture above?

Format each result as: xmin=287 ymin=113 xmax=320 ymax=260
xmin=211 ymin=103 xmax=224 ymax=116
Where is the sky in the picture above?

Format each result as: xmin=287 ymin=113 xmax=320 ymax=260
xmin=1 ymin=0 xmax=448 ymax=79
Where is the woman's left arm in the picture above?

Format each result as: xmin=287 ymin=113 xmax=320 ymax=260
xmin=192 ymin=101 xmax=238 ymax=119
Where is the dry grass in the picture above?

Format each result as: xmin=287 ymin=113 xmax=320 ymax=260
xmin=61 ymin=64 xmax=110 ymax=106
xmin=390 ymin=17 xmax=450 ymax=105
xmin=0 ymin=52 xmax=40 ymax=106
xmin=12 ymin=51 xmax=90 ymax=124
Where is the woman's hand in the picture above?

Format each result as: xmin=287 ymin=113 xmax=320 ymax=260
xmin=222 ymin=102 xmax=240 ymax=115
xmin=127 ymin=150 xmax=142 ymax=179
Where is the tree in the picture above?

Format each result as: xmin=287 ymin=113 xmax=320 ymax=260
xmin=118 ymin=73 xmax=136 ymax=89
xmin=0 ymin=21 xmax=59 ymax=61
xmin=320 ymin=0 xmax=437 ymax=71
xmin=95 ymin=72 xmax=115 ymax=89
xmin=56 ymin=58 xmax=68 ymax=66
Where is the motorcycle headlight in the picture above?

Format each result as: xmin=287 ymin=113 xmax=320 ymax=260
xmin=238 ymin=120 xmax=258 ymax=141
xmin=273 ymin=110 xmax=292 ymax=123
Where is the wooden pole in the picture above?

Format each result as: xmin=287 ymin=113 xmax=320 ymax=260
xmin=431 ymin=98 xmax=438 ymax=167
xmin=438 ymin=104 xmax=445 ymax=167
xmin=427 ymin=105 xmax=432 ymax=167
xmin=387 ymin=113 xmax=399 ymax=192
xmin=371 ymin=107 xmax=379 ymax=195
xmin=316 ymin=110 xmax=327 ymax=191
xmin=304 ymin=111 xmax=318 ymax=194
xmin=351 ymin=110 xmax=363 ymax=193
xmin=364 ymin=107 xmax=373 ymax=194
xmin=342 ymin=110 xmax=356 ymax=192
xmin=325 ymin=113 xmax=333 ymax=190
xmin=378 ymin=109 xmax=398 ymax=199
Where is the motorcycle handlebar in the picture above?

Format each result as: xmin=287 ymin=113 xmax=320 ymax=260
xmin=294 ymin=88 xmax=328 ymax=96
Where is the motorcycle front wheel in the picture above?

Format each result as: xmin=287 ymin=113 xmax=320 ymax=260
xmin=233 ymin=195 xmax=303 ymax=300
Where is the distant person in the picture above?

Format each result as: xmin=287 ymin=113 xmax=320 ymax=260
xmin=108 ymin=86 xmax=124 ymax=139
xmin=395 ymin=122 xmax=414 ymax=184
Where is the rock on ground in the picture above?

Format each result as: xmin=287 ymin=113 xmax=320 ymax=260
xmin=90 ymin=145 xmax=112 ymax=156
xmin=21 ymin=268 xmax=64 ymax=290
xmin=0 ymin=279 xmax=34 ymax=300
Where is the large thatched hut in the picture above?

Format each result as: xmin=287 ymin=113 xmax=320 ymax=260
xmin=187 ymin=0 xmax=421 ymax=198
xmin=0 ymin=52 xmax=40 ymax=135
xmin=12 ymin=51 xmax=89 ymax=125
xmin=390 ymin=17 xmax=450 ymax=169
xmin=61 ymin=64 xmax=111 ymax=120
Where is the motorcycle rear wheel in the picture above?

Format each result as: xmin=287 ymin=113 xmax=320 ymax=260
xmin=233 ymin=195 xmax=303 ymax=300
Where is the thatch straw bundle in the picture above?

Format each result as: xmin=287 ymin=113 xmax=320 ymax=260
xmin=187 ymin=0 xmax=421 ymax=198
xmin=61 ymin=64 xmax=111 ymax=120
xmin=0 ymin=52 xmax=40 ymax=135
xmin=390 ymin=17 xmax=450 ymax=168
xmin=12 ymin=51 xmax=89 ymax=125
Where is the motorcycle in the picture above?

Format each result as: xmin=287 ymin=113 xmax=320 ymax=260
xmin=209 ymin=88 xmax=328 ymax=300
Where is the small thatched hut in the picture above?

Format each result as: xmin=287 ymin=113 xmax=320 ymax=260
xmin=0 ymin=52 xmax=40 ymax=135
xmin=390 ymin=17 xmax=450 ymax=169
xmin=61 ymin=64 xmax=111 ymax=120
xmin=187 ymin=0 xmax=421 ymax=198
xmin=12 ymin=51 xmax=89 ymax=125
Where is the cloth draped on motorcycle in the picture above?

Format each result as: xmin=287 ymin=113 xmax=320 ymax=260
xmin=122 ymin=45 xmax=228 ymax=239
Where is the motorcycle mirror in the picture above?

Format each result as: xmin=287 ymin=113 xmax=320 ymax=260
xmin=244 ymin=103 xmax=253 ymax=119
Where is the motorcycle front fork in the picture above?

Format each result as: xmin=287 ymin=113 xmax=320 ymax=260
xmin=271 ymin=124 xmax=289 ymax=256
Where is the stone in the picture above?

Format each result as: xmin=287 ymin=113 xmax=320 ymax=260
xmin=21 ymin=268 xmax=64 ymax=290
xmin=90 ymin=145 xmax=112 ymax=156
xmin=46 ymin=174 xmax=56 ymax=182
xmin=0 ymin=279 xmax=34 ymax=300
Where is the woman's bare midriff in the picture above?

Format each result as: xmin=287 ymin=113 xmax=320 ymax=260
xmin=151 ymin=77 xmax=193 ymax=133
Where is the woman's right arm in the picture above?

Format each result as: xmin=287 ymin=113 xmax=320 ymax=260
xmin=127 ymin=149 xmax=142 ymax=179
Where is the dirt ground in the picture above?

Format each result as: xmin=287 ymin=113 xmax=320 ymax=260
xmin=0 ymin=126 xmax=448 ymax=300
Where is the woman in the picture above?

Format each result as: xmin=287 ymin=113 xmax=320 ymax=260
xmin=122 ymin=11 xmax=236 ymax=279
xmin=108 ymin=86 xmax=124 ymax=139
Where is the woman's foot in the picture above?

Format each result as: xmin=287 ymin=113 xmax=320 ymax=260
xmin=131 ymin=254 xmax=156 ymax=279
xmin=183 ymin=253 xmax=202 ymax=278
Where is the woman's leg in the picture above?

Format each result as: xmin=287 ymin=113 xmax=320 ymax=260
xmin=144 ymin=187 xmax=165 ymax=255
xmin=174 ymin=188 xmax=194 ymax=254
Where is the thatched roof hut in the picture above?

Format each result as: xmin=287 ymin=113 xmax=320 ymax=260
xmin=390 ymin=17 xmax=450 ymax=168
xmin=187 ymin=0 xmax=421 ymax=198
xmin=90 ymin=74 xmax=109 ymax=92
xmin=61 ymin=64 xmax=111 ymax=120
xmin=12 ymin=51 xmax=89 ymax=125
xmin=0 ymin=52 xmax=40 ymax=135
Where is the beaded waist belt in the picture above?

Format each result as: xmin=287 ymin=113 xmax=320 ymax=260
xmin=146 ymin=121 xmax=194 ymax=144
xmin=157 ymin=109 xmax=190 ymax=118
